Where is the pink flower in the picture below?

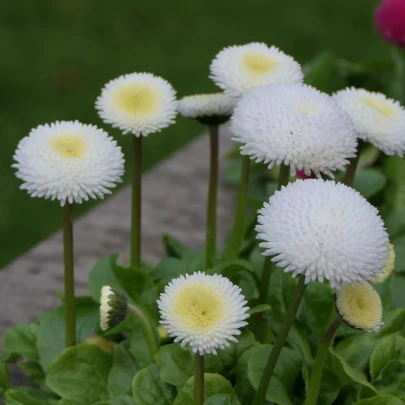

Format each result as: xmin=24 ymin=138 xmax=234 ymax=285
xmin=375 ymin=0 xmax=405 ymax=48
xmin=296 ymin=169 xmax=316 ymax=179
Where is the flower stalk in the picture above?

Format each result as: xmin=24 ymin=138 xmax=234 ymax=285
xmin=131 ymin=136 xmax=142 ymax=269
xmin=63 ymin=203 xmax=76 ymax=347
xmin=343 ymin=141 xmax=364 ymax=186
xmin=194 ymin=354 xmax=205 ymax=405
xmin=305 ymin=316 xmax=343 ymax=405
xmin=225 ymin=155 xmax=251 ymax=259
xmin=206 ymin=125 xmax=219 ymax=268
xmin=128 ymin=304 xmax=157 ymax=358
xmin=253 ymin=274 xmax=307 ymax=405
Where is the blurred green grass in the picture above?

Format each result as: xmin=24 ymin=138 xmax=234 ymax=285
xmin=0 ymin=0 xmax=386 ymax=267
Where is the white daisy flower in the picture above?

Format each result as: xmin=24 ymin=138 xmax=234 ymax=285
xmin=100 ymin=286 xmax=128 ymax=331
xmin=157 ymin=272 xmax=249 ymax=355
xmin=231 ymin=83 xmax=357 ymax=178
xmin=336 ymin=283 xmax=383 ymax=332
xmin=177 ymin=93 xmax=237 ymax=125
xmin=209 ymin=42 xmax=304 ymax=98
xmin=96 ymin=72 xmax=177 ymax=136
xmin=256 ymin=179 xmax=389 ymax=288
xmin=333 ymin=88 xmax=405 ymax=156
xmin=13 ymin=121 xmax=125 ymax=206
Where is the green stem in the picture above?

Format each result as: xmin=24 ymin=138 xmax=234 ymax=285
xmin=131 ymin=136 xmax=142 ymax=269
xmin=343 ymin=141 xmax=363 ymax=187
xmin=63 ymin=203 xmax=76 ymax=347
xmin=225 ymin=155 xmax=250 ymax=259
xmin=206 ymin=125 xmax=219 ymax=268
xmin=128 ymin=304 xmax=157 ymax=358
xmin=277 ymin=163 xmax=291 ymax=190
xmin=253 ymin=275 xmax=307 ymax=405
xmin=305 ymin=316 xmax=343 ymax=405
xmin=194 ymin=354 xmax=204 ymax=405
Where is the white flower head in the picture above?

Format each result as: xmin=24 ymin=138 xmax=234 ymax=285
xmin=100 ymin=286 xmax=128 ymax=331
xmin=231 ymin=83 xmax=357 ymax=178
xmin=209 ymin=42 xmax=304 ymax=98
xmin=96 ymin=72 xmax=177 ymax=137
xmin=336 ymin=283 xmax=383 ymax=332
xmin=333 ymin=88 xmax=405 ymax=156
xmin=13 ymin=121 xmax=125 ymax=206
xmin=177 ymin=93 xmax=237 ymax=125
xmin=157 ymin=271 xmax=250 ymax=355
xmin=256 ymin=179 xmax=389 ymax=288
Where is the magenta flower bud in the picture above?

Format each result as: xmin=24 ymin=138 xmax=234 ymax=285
xmin=375 ymin=0 xmax=405 ymax=48
xmin=296 ymin=169 xmax=316 ymax=179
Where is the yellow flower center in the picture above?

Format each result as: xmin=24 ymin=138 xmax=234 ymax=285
xmin=361 ymin=95 xmax=396 ymax=118
xmin=51 ymin=134 xmax=86 ymax=158
xmin=173 ymin=284 xmax=225 ymax=332
xmin=375 ymin=243 xmax=395 ymax=283
xmin=115 ymin=84 xmax=158 ymax=116
xmin=242 ymin=53 xmax=278 ymax=77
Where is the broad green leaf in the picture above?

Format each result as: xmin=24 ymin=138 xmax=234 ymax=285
xmin=36 ymin=299 xmax=100 ymax=370
xmin=3 ymin=389 xmax=48 ymax=405
xmin=3 ymin=323 xmax=39 ymax=361
xmin=57 ymin=401 xmax=82 ymax=405
xmin=129 ymin=317 xmax=159 ymax=369
xmin=204 ymin=394 xmax=232 ymax=405
xmin=374 ymin=359 xmax=405 ymax=393
xmin=93 ymin=396 xmax=136 ymax=405
xmin=304 ymin=52 xmax=345 ymax=93
xmin=315 ymin=366 xmax=341 ymax=405
xmin=174 ymin=373 xmax=241 ymax=405
xmin=132 ymin=364 xmax=176 ymax=405
xmin=297 ymin=281 xmax=334 ymax=344
xmin=46 ymin=344 xmax=112 ymax=404
xmin=248 ymin=344 xmax=302 ymax=405
xmin=18 ymin=360 xmax=45 ymax=386
xmin=378 ymin=308 xmax=405 ymax=337
xmin=248 ymin=304 xmax=271 ymax=315
xmin=234 ymin=346 xmax=261 ymax=405
xmin=0 ymin=361 xmax=11 ymax=392
xmin=8 ymin=387 xmax=56 ymax=403
xmin=162 ymin=234 xmax=195 ymax=258
xmin=392 ymin=237 xmax=405 ymax=273
xmin=370 ymin=335 xmax=405 ymax=381
xmin=329 ymin=348 xmax=377 ymax=393
xmin=154 ymin=343 xmax=193 ymax=388
xmin=88 ymin=254 xmax=122 ymax=302
xmin=353 ymin=169 xmax=386 ymax=199
xmin=152 ymin=254 xmax=205 ymax=284
xmin=108 ymin=341 xmax=139 ymax=397
xmin=391 ymin=275 xmax=405 ymax=308
xmin=353 ymin=395 xmax=404 ymax=405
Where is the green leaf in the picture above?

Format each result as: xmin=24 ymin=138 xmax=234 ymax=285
xmin=0 ymin=361 xmax=11 ymax=393
xmin=329 ymin=347 xmax=377 ymax=393
xmin=152 ymin=254 xmax=205 ymax=284
xmin=36 ymin=299 xmax=100 ymax=370
xmin=204 ymin=394 xmax=232 ymax=405
xmin=370 ymin=335 xmax=405 ymax=381
xmin=9 ymin=387 xmax=56 ymax=403
xmin=248 ymin=344 xmax=302 ymax=405
xmin=374 ymin=359 xmax=405 ymax=393
xmin=174 ymin=373 xmax=241 ymax=405
xmin=154 ymin=343 xmax=193 ymax=388
xmin=353 ymin=395 xmax=404 ymax=405
xmin=315 ymin=366 xmax=341 ymax=405
xmin=132 ymin=364 xmax=176 ymax=405
xmin=108 ymin=341 xmax=139 ymax=397
xmin=93 ymin=396 xmax=136 ymax=405
xmin=304 ymin=52 xmax=345 ymax=93
xmin=162 ymin=234 xmax=195 ymax=258
xmin=393 ymin=237 xmax=405 ymax=273
xmin=46 ymin=344 xmax=112 ymax=404
xmin=3 ymin=389 xmax=48 ymax=405
xmin=388 ymin=46 xmax=405 ymax=105
xmin=391 ymin=275 xmax=405 ymax=308
xmin=248 ymin=304 xmax=271 ymax=315
xmin=353 ymin=169 xmax=386 ymax=199
xmin=297 ymin=281 xmax=334 ymax=344
xmin=3 ymin=323 xmax=39 ymax=361
xmin=129 ymin=317 xmax=159 ymax=369
xmin=379 ymin=308 xmax=405 ymax=337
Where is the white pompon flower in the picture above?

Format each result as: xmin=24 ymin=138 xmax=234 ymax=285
xmin=256 ymin=179 xmax=389 ymax=288
xmin=231 ymin=83 xmax=357 ymax=178
xmin=13 ymin=121 xmax=125 ymax=206
xmin=96 ymin=72 xmax=177 ymax=136
xmin=100 ymin=286 xmax=128 ymax=331
xmin=333 ymin=88 xmax=405 ymax=156
xmin=209 ymin=42 xmax=304 ymax=98
xmin=177 ymin=93 xmax=237 ymax=125
xmin=157 ymin=272 xmax=250 ymax=355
